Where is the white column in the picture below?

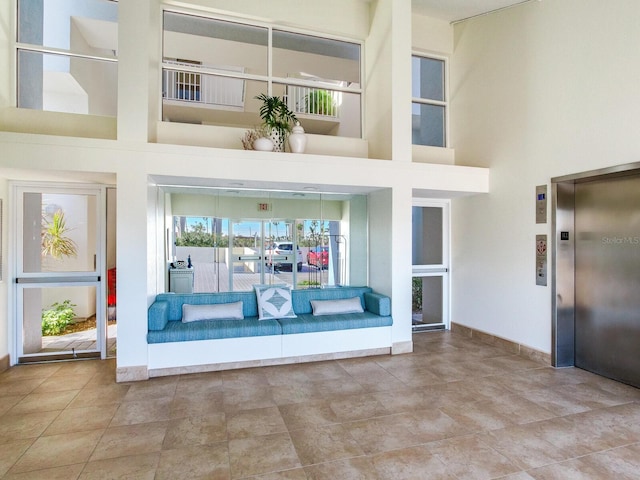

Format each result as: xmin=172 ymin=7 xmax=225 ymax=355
xmin=117 ymin=0 xmax=161 ymax=143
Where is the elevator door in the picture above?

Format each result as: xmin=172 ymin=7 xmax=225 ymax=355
xmin=575 ymin=174 xmax=640 ymax=387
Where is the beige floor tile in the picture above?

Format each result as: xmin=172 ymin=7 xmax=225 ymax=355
xmin=2 ymin=463 xmax=84 ymax=480
xmin=89 ymin=421 xmax=168 ymax=462
xmin=67 ymin=383 xmax=130 ymax=408
xmin=223 ymin=385 xmax=278 ymax=413
xmin=156 ymin=443 xmax=230 ymax=480
xmin=371 ymin=445 xmax=456 ymax=480
xmin=227 ymin=406 xmax=286 ymax=439
xmin=345 ymin=413 xmax=422 ymax=454
xmin=304 ymin=457 xmax=380 ymax=480
xmin=0 ymin=395 xmax=23 ymax=417
xmin=308 ymin=377 xmax=366 ymax=398
xmin=289 ymin=423 xmax=364 ymax=466
xmin=110 ymin=397 xmax=172 ymax=426
xmin=426 ymin=434 xmax=521 ymax=479
xmin=228 ymin=432 xmax=301 ymax=478
xmin=278 ymin=399 xmax=340 ymax=430
xmin=175 ymin=372 xmax=224 ymax=395
xmin=8 ymin=390 xmax=80 ymax=415
xmin=44 ymin=404 xmax=119 ymax=436
xmin=327 ymin=393 xmax=390 ymax=423
xmin=525 ymin=387 xmax=594 ymax=417
xmin=32 ymin=373 xmax=93 ymax=393
xmin=163 ymin=413 xmax=227 ymax=449
xmin=223 ymin=368 xmax=270 ymax=390
xmin=0 ymin=364 xmax=61 ymax=381
xmin=9 ymin=429 xmax=103 ymax=474
xmin=250 ymin=468 xmax=308 ymax=480
xmin=480 ymin=421 xmax=576 ymax=470
xmin=1 ymin=331 xmax=639 ymax=479
xmin=0 ymin=378 xmax=47 ymax=397
xmin=0 ymin=440 xmax=33 ymax=477
xmin=170 ymin=390 xmax=225 ymax=418
xmin=411 ymin=408 xmax=473 ymax=443
xmin=122 ymin=377 xmax=178 ymax=402
xmin=577 ymin=442 xmax=640 ymax=479
xmin=0 ymin=410 xmax=60 ymax=443
xmin=79 ymin=452 xmax=159 ymax=480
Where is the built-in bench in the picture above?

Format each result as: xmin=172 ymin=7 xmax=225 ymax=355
xmin=147 ymin=286 xmax=393 ymax=376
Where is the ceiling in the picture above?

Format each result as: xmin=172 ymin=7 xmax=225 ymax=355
xmin=412 ymin=0 xmax=535 ymax=22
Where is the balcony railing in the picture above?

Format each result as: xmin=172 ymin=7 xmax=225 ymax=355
xmin=287 ymin=86 xmax=340 ymax=119
xmin=162 ymin=61 xmax=245 ymax=109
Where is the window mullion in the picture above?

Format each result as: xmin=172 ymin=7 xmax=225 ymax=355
xmin=16 ymin=43 xmax=117 ymax=63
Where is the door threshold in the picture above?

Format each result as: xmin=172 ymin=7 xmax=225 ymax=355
xmin=18 ymin=352 xmax=101 ymax=364
xmin=412 ymin=324 xmax=446 ymax=332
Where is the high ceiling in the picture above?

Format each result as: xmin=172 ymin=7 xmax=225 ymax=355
xmin=412 ymin=0 xmax=535 ymax=22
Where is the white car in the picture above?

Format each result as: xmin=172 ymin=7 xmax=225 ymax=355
xmin=264 ymin=241 xmax=303 ymax=272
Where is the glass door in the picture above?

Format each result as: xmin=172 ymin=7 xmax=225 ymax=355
xmin=15 ymin=185 xmax=106 ymax=361
xmin=412 ymin=200 xmax=450 ymax=331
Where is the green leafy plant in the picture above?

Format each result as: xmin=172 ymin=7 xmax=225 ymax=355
xmin=42 ymin=210 xmax=78 ymax=259
xmin=255 ymin=93 xmax=297 ymax=149
xmin=42 ymin=300 xmax=77 ymax=336
xmin=305 ymin=89 xmax=336 ymax=116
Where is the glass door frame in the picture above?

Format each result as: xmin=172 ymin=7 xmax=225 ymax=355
xmin=13 ymin=182 xmax=108 ymax=362
xmin=412 ymin=198 xmax=450 ymax=331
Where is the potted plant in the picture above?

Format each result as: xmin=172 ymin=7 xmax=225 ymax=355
xmin=255 ymin=93 xmax=297 ymax=152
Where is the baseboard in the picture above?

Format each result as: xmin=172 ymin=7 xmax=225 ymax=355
xmin=116 ymin=365 xmax=149 ymax=383
xmin=148 ymin=347 xmax=391 ymax=378
xmin=0 ymin=354 xmax=9 ymax=373
xmin=392 ymin=340 xmax=413 ymax=355
xmin=451 ymin=322 xmax=551 ymax=365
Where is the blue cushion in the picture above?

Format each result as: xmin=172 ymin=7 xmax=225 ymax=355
xmin=278 ymin=312 xmax=392 ymax=335
xmin=147 ymin=317 xmax=281 ymax=343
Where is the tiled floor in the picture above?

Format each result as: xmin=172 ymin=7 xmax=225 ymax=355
xmin=1 ymin=331 xmax=639 ymax=479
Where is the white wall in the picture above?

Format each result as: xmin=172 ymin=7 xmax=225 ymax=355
xmin=0 ymin=177 xmax=8 ymax=364
xmin=450 ymin=0 xmax=640 ymax=354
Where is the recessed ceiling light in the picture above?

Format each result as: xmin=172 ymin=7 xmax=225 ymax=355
xmin=226 ymin=190 xmax=240 ymax=194
xmin=229 ymin=182 xmax=244 ymax=187
xmin=293 ymin=193 xmax=305 ymax=197
xmin=303 ymin=186 xmax=318 ymax=191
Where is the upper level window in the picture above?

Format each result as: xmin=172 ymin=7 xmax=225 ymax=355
xmin=162 ymin=11 xmax=362 ymax=138
xmin=16 ymin=0 xmax=118 ymax=115
xmin=411 ymin=55 xmax=447 ymax=147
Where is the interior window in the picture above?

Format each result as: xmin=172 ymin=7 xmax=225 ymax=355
xmin=411 ymin=55 xmax=447 ymax=147
xmin=161 ymin=11 xmax=362 ymax=138
xmin=16 ymin=0 xmax=118 ymax=114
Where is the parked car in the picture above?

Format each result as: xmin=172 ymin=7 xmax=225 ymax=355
xmin=307 ymin=245 xmax=329 ymax=269
xmin=265 ymin=241 xmax=303 ymax=271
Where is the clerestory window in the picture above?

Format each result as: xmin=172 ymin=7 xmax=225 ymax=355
xmin=15 ymin=0 xmax=118 ymax=116
xmin=411 ymin=55 xmax=447 ymax=148
xmin=161 ymin=11 xmax=362 ymax=138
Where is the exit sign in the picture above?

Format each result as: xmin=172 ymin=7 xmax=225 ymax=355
xmin=258 ymin=203 xmax=271 ymax=211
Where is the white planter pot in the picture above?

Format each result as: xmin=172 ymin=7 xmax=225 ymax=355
xmin=288 ymin=122 xmax=307 ymax=153
xmin=253 ymin=137 xmax=274 ymax=152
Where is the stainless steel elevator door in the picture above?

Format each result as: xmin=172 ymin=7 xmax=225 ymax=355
xmin=575 ymin=174 xmax=640 ymax=387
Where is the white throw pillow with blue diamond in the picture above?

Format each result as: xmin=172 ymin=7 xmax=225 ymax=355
xmin=254 ymin=284 xmax=297 ymax=320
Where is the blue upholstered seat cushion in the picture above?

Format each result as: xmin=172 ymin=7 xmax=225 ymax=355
xmin=254 ymin=284 xmax=297 ymax=320
xmin=278 ymin=312 xmax=392 ymax=334
xmin=147 ymin=317 xmax=281 ymax=343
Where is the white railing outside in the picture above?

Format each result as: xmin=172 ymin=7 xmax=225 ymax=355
xmin=163 ymin=61 xmax=245 ymax=109
xmin=287 ymin=86 xmax=340 ymax=119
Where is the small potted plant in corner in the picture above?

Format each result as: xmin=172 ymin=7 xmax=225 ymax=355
xmin=255 ymin=93 xmax=298 ymax=152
